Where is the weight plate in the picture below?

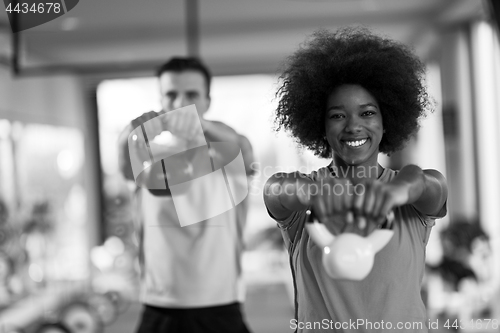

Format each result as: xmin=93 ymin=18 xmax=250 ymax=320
xmin=104 ymin=290 xmax=130 ymax=314
xmin=87 ymin=293 xmax=118 ymax=326
xmin=60 ymin=302 xmax=103 ymax=333
xmin=108 ymin=223 xmax=130 ymax=238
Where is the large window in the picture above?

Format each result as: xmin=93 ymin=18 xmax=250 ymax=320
xmin=0 ymin=120 xmax=88 ymax=308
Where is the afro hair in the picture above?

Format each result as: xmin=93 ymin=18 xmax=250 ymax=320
xmin=274 ymin=26 xmax=433 ymax=158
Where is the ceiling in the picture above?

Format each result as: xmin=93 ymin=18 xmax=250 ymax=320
xmin=0 ymin=0 xmax=489 ymax=77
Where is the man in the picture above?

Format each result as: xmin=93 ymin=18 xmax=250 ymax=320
xmin=118 ymin=57 xmax=254 ymax=333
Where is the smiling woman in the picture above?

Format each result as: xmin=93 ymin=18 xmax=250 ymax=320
xmin=325 ymin=84 xmax=384 ymax=167
xmin=274 ymin=27 xmax=431 ymax=159
xmin=264 ymin=26 xmax=448 ymax=333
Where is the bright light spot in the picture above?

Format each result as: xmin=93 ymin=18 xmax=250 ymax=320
xmin=154 ymin=131 xmax=174 ymax=144
xmin=57 ymin=150 xmax=74 ymax=171
xmin=63 ymin=184 xmax=87 ymax=225
xmin=324 ymin=247 xmax=331 ymax=255
xmin=91 ymin=246 xmax=114 ymax=271
xmin=0 ymin=120 xmax=11 ymax=139
xmin=57 ymin=149 xmax=81 ymax=179
xmin=29 ymin=264 xmax=44 ymax=282
xmin=104 ymin=236 xmax=125 ymax=256
xmin=143 ymin=161 xmax=151 ymax=168
xmin=132 ymin=134 xmax=138 ymax=141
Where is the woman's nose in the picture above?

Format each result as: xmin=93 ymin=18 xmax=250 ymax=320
xmin=345 ymin=116 xmax=362 ymax=132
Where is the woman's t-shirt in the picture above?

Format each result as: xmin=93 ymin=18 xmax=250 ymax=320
xmin=269 ymin=167 xmax=446 ymax=333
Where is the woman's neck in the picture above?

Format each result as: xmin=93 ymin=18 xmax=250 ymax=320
xmin=331 ymin=159 xmax=383 ymax=182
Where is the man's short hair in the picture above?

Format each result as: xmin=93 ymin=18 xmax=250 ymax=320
xmin=156 ymin=57 xmax=212 ymax=96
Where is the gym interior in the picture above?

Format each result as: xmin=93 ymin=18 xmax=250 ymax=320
xmin=1 ymin=0 xmax=500 ymax=332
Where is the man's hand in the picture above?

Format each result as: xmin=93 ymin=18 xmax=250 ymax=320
xmin=119 ymin=111 xmax=161 ymax=181
xmin=131 ymin=111 xmax=161 ymax=130
xmin=130 ymin=109 xmax=205 ymax=142
xmin=199 ymin=119 xmax=255 ymax=176
xmin=163 ymin=110 xmax=203 ymax=141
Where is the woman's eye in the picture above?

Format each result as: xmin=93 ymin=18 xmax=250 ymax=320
xmin=363 ymin=111 xmax=376 ymax=116
xmin=330 ymin=114 xmax=344 ymax=119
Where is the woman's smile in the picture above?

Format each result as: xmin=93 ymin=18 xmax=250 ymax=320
xmin=343 ymin=138 xmax=369 ymax=148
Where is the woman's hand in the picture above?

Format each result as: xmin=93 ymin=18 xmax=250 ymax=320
xmin=352 ymin=179 xmax=410 ymax=222
xmin=305 ymin=177 xmax=358 ymax=235
xmin=308 ymin=178 xmax=408 ymax=236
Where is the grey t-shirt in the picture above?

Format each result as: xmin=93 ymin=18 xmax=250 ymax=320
xmin=270 ymin=167 xmax=446 ymax=333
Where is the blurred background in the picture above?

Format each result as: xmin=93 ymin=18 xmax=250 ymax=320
xmin=0 ymin=0 xmax=500 ymax=332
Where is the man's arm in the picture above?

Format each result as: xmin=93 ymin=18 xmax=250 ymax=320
xmin=201 ymin=120 xmax=256 ymax=176
xmin=119 ymin=115 xmax=257 ymax=182
xmin=118 ymin=123 xmax=135 ymax=182
xmin=117 ymin=111 xmax=160 ymax=182
xmin=358 ymin=165 xmax=448 ymax=223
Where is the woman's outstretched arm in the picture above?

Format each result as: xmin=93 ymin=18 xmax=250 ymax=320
xmin=263 ymin=172 xmax=314 ymax=221
xmin=358 ymin=165 xmax=448 ymax=222
xmin=391 ymin=165 xmax=448 ymax=217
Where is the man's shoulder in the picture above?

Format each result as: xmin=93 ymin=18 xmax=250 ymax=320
xmin=205 ymin=119 xmax=232 ymax=129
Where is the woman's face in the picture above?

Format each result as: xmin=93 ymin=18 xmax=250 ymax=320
xmin=325 ymin=84 xmax=383 ymax=167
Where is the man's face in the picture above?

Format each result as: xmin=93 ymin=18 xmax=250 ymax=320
xmin=159 ymin=70 xmax=210 ymax=116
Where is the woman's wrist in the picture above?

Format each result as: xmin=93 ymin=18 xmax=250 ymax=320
xmin=276 ymin=174 xmax=314 ymax=211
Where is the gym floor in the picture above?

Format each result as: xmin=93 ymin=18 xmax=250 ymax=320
xmin=104 ymin=282 xmax=295 ymax=333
